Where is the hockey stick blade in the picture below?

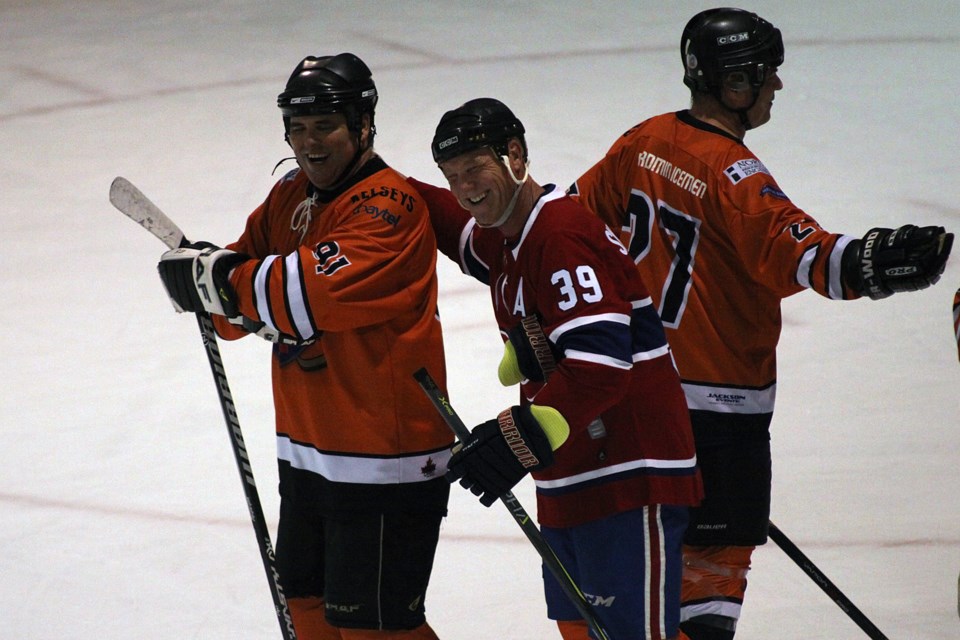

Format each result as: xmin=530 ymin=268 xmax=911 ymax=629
xmin=412 ymin=368 xmax=610 ymax=640
xmin=109 ymin=176 xmax=186 ymax=249
xmin=768 ymin=521 xmax=889 ymax=639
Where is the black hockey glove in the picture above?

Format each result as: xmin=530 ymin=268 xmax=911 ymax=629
xmin=446 ymin=405 xmax=569 ymax=507
xmin=497 ymin=314 xmax=561 ymax=386
xmin=845 ymin=225 xmax=953 ymax=300
xmin=157 ymin=241 xmax=248 ymax=317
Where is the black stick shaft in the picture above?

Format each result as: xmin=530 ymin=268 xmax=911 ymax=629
xmin=196 ymin=313 xmax=297 ymax=639
xmin=768 ymin=521 xmax=889 ymax=640
xmin=108 ymin=177 xmax=295 ymax=637
xmin=413 ymin=368 xmax=609 ymax=640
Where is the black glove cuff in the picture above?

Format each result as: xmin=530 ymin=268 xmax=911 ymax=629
xmin=501 ymin=406 xmax=555 ymax=471
xmin=507 ymin=315 xmax=560 ymax=382
xmin=859 ymin=228 xmax=895 ymax=300
xmin=844 ymin=228 xmax=894 ymax=300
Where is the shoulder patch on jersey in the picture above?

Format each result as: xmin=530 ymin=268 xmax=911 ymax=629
xmin=280 ymin=168 xmax=300 ymax=183
xmin=350 ymin=202 xmax=402 ymax=228
xmin=723 ymin=158 xmax=770 ymax=184
xmin=349 ymin=185 xmax=417 ymax=213
xmin=760 ymin=183 xmax=789 ymax=200
xmin=346 ymin=184 xmax=420 ymax=229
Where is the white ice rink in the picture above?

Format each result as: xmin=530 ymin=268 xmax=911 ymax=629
xmin=1 ymin=2 xmax=958 ymax=638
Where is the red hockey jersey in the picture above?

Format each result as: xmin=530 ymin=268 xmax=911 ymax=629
xmin=215 ymin=159 xmax=453 ymax=485
xmin=412 ymin=177 xmax=702 ymax=528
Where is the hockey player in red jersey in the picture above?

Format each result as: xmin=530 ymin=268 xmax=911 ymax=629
xmin=412 ymin=97 xmax=702 ymax=640
xmin=568 ymin=9 xmax=954 ymax=639
xmin=157 ymin=53 xmax=452 ymax=640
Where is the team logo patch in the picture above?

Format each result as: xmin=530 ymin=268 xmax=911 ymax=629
xmin=760 ymin=183 xmax=789 ymax=200
xmin=718 ymin=32 xmax=749 ymax=45
xmin=723 ymin=158 xmax=770 ymax=184
xmin=437 ymin=135 xmax=458 ymax=150
xmin=420 ymin=457 xmax=438 ymax=477
xmin=352 ymin=203 xmax=401 ymax=227
xmin=706 ymin=391 xmax=747 ymax=407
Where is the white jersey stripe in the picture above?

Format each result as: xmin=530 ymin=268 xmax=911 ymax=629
xmin=682 ymin=381 xmax=776 ymax=414
xmin=548 ymin=312 xmax=631 ymax=343
xmin=634 ymin=343 xmax=671 ymax=362
xmin=564 ymin=349 xmax=632 ymax=369
xmin=534 ymin=455 xmax=697 ymax=490
xmin=680 ymin=599 xmax=743 ymax=623
xmin=829 ymin=235 xmax=856 ymax=300
xmin=645 ymin=505 xmax=667 ymax=639
xmin=277 ymin=435 xmax=451 ymax=484
xmin=797 ymin=245 xmax=817 ymax=290
xmin=284 ymin=252 xmax=314 ymax=339
xmin=254 ymin=255 xmax=279 ymax=330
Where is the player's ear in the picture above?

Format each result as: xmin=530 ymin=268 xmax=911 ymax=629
xmin=507 ymin=138 xmax=526 ymax=173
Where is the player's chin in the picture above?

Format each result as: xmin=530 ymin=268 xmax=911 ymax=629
xmin=303 ymin=164 xmax=340 ymax=190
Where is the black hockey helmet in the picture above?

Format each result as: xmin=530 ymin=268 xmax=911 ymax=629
xmin=431 ymin=98 xmax=526 ymax=164
xmin=681 ymin=8 xmax=784 ymax=96
xmin=277 ymin=53 xmax=378 ymax=136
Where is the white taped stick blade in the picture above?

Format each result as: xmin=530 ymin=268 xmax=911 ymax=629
xmin=109 ymin=177 xmax=185 ymax=249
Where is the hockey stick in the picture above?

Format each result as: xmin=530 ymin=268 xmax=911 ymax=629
xmin=953 ymin=287 xmax=960 ymax=620
xmin=109 ymin=177 xmax=297 ymax=640
xmin=768 ymin=521 xmax=889 ymax=639
xmin=952 ymin=287 xmax=960 ymax=363
xmin=413 ymin=368 xmax=610 ymax=640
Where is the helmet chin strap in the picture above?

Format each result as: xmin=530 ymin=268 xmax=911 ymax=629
xmin=736 ymin=94 xmax=759 ymax=131
xmin=717 ymin=86 xmax=761 ymax=132
xmin=476 ymin=155 xmax=530 ymax=229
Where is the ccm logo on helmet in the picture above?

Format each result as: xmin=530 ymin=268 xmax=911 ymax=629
xmin=437 ymin=136 xmax=459 ymax=150
xmin=290 ymin=96 xmax=316 ymax=104
xmin=718 ymin=32 xmax=749 ymax=45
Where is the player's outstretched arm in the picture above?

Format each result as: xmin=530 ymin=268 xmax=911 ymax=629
xmin=842 ymin=225 xmax=954 ymax=299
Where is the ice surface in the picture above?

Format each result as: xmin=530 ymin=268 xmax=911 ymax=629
xmin=1 ymin=2 xmax=958 ymax=638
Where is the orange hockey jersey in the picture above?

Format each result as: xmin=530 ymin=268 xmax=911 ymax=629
xmin=571 ymin=111 xmax=860 ymax=420
xmin=216 ymin=158 xmax=452 ymax=485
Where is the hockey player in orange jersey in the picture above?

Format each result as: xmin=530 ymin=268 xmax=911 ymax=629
xmin=569 ymin=8 xmax=953 ymax=640
xmin=157 ymin=53 xmax=451 ymax=640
